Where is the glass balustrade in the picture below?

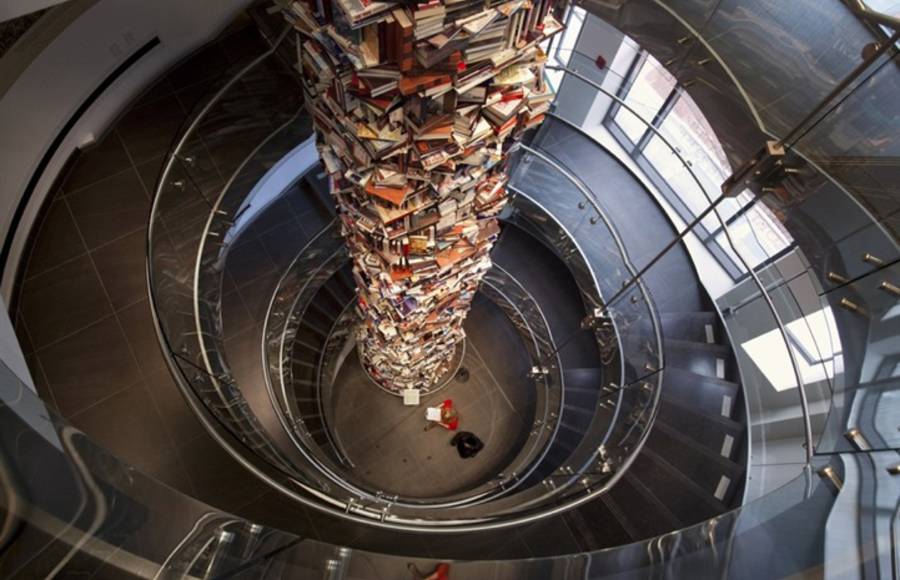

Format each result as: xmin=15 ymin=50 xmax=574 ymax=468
xmin=144 ymin=20 xmax=668 ymax=529
xmin=7 ymin=0 xmax=900 ymax=574
xmin=1 ymin=353 xmax=892 ymax=577
xmin=141 ymin=0 xmax=898 ymax=540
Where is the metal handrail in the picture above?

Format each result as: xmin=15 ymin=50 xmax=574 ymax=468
xmin=545 ymin=64 xmax=814 ymax=462
xmin=263 ymin=230 xmax=567 ymax=510
xmin=513 ymin=145 xmax=664 ymax=390
xmin=504 ymin=186 xmax=664 ymax=508
xmin=146 ymin=27 xmax=670 ymax=532
xmin=315 ymin=296 xmax=358 ymax=466
xmin=148 ymin=25 xmax=305 ymax=476
xmin=845 ymin=0 xmax=900 ymax=31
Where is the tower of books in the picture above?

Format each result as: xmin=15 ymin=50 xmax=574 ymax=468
xmin=282 ymin=0 xmax=562 ymax=394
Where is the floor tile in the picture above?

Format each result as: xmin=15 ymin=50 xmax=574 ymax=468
xmin=24 ymin=198 xmax=86 ymax=278
xmin=116 ymin=93 xmax=187 ymax=164
xmin=222 ymin=290 xmax=254 ymax=340
xmin=177 ymin=431 xmax=270 ymax=510
xmin=130 ymin=75 xmax=175 ymax=110
xmin=258 ymin=219 xmax=309 ymax=268
xmin=333 ymin=348 xmax=532 ymax=499
xmin=166 ymin=42 xmax=230 ymax=91
xmin=91 ymin=228 xmax=147 ymax=311
xmin=197 ymin=120 xmax=274 ymax=176
xmin=219 ymin=25 xmax=268 ymax=64
xmin=61 ymin=133 xmax=132 ymax=193
xmin=226 ymin=236 xmax=277 ymax=287
xmin=68 ymin=381 xmax=177 ymax=478
xmin=19 ymin=254 xmax=113 ymax=349
xmin=37 ymin=316 xmax=141 ymax=417
xmin=143 ymin=366 xmax=207 ymax=445
xmin=117 ymin=298 xmax=167 ymax=375
xmin=174 ymin=79 xmax=217 ymax=115
xmin=247 ymin=197 xmax=298 ymax=239
xmin=66 ymin=169 xmax=150 ymax=250
xmin=134 ymin=154 xmax=166 ymax=198
xmin=293 ymin=200 xmax=336 ymax=236
xmin=237 ymin=270 xmax=281 ymax=322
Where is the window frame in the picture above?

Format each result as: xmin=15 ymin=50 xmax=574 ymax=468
xmin=602 ymin=49 xmax=795 ymax=281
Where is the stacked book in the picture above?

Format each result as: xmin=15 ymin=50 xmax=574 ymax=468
xmin=281 ymin=0 xmax=563 ymax=393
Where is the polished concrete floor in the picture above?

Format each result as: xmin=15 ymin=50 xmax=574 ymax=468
xmin=9 ymin=11 xmax=750 ymax=558
xmin=10 ymin=21 xmax=585 ymax=558
xmin=333 ymin=299 xmax=534 ymax=499
xmin=14 ymin=18 xmax=287 ymax=512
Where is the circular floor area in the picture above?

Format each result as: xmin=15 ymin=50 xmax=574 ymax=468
xmin=330 ymin=296 xmax=536 ymax=499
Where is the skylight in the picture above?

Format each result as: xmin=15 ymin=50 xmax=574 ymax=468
xmin=741 ymin=307 xmax=843 ymax=392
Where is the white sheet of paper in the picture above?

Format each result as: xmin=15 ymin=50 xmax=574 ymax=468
xmin=402 ymin=389 xmax=420 ymax=406
xmin=426 ymin=407 xmax=442 ymax=421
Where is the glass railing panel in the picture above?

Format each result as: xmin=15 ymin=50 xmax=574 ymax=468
xmin=506 ymin=193 xmax=602 ymax=312
xmin=504 ymin=149 xmax=667 ymax=512
xmin=786 ymin=47 xmax=900 ymax=245
xmin=0 ymin=356 xmax=305 ymax=579
xmin=815 ymin=261 xmax=900 ymax=453
xmin=261 ymin=216 xmax=574 ymax=512
xmin=699 ymin=0 xmax=878 ymax=139
xmin=508 ymin=153 xmax=644 ymax=380
xmin=3 ymin=332 xmax=891 ymax=579
xmin=508 ymin=148 xmax=630 ymax=300
xmin=660 ymin=0 xmax=719 ymax=31
xmin=262 ymin=226 xmax=361 ymax=484
xmin=148 ymin=39 xmax=352 ymax=504
xmin=149 ymin=174 xmax=212 ymax=362
xmin=605 ymin=282 xmax=662 ymax=386
xmin=526 ymin=114 xmax=695 ymax=274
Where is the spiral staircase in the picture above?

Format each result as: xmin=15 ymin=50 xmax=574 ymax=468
xmin=1 ymin=1 xmax=899 ymax=578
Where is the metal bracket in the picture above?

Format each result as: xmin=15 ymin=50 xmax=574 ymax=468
xmin=844 ymin=427 xmax=872 ymax=451
xmin=720 ymin=140 xmax=799 ymax=198
xmin=817 ymin=465 xmax=843 ymax=492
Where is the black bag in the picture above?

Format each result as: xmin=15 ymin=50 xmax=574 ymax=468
xmin=451 ymin=431 xmax=484 ymax=458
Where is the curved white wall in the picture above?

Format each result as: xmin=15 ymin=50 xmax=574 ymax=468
xmin=0 ymin=0 xmax=255 ymax=300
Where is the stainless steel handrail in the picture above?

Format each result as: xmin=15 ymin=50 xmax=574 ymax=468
xmin=148 ymin=28 xmax=667 ymax=532
xmin=264 ymin=231 xmax=566 ymax=510
xmin=515 ymin=144 xmax=664 ymax=383
xmin=504 ymin=181 xmax=664 ymax=508
xmin=545 ymin=64 xmax=814 ymax=463
xmin=148 ymin=25 xmax=305 ymax=476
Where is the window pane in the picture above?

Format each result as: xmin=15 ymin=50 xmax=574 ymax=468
xmin=658 ymin=94 xmax=730 ymax=203
xmin=613 ymin=107 xmax=649 ymax=144
xmin=642 ymin=134 xmax=721 ymax=231
xmin=715 ymin=205 xmax=793 ymax=270
xmin=612 ymin=55 xmax=676 ymax=144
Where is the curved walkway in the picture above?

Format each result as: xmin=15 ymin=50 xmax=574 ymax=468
xmin=10 ymin=17 xmax=742 ymax=560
